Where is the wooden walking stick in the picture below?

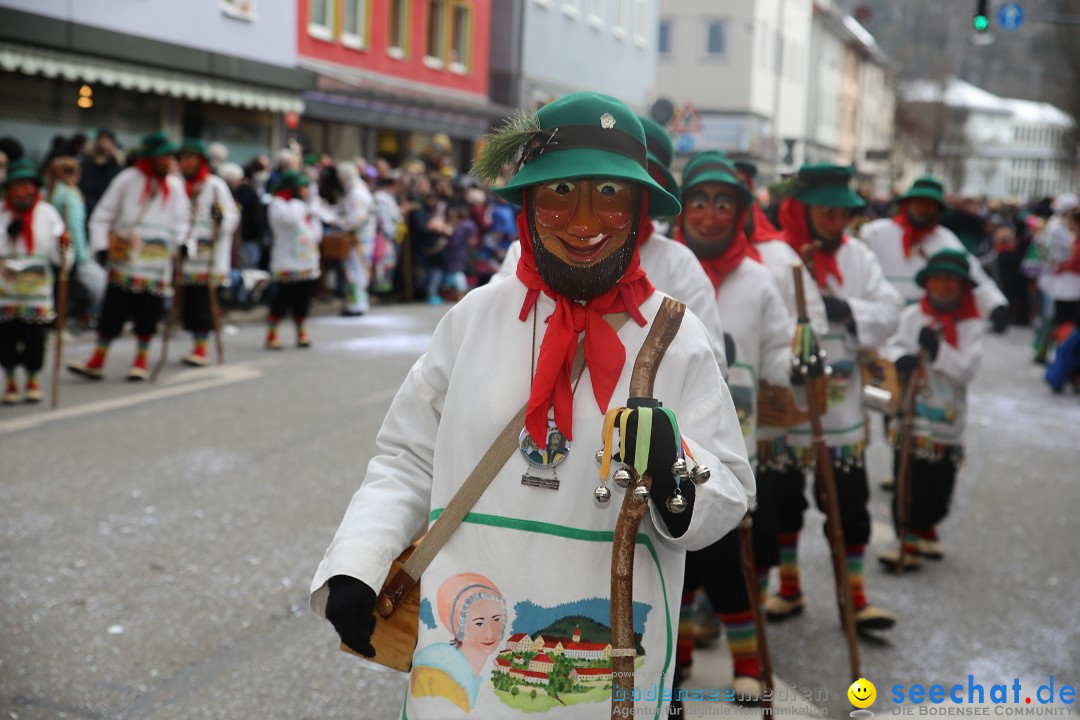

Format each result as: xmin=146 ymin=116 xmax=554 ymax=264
xmin=737 ymin=514 xmax=773 ymax=711
xmin=207 ymin=203 xmax=225 ymax=364
xmin=51 ymin=233 xmax=71 ymax=410
xmin=151 ymin=250 xmax=184 ymax=383
xmin=893 ymin=350 xmax=926 ymax=575
xmin=792 ymin=261 xmax=860 ymax=682
xmin=611 ymin=297 xmax=684 ymax=718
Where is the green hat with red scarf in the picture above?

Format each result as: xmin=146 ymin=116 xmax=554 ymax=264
xmin=138 ymin=131 xmax=179 ymax=159
xmin=637 ymin=115 xmax=680 ymax=199
xmin=899 ymin=175 xmax=947 ymax=208
xmin=915 ymin=249 xmax=974 ymax=287
xmin=681 ymin=151 xmax=751 ymax=206
xmin=791 ymin=163 xmax=865 ymax=209
xmin=178 ymin=137 xmax=210 ymax=161
xmin=476 ymin=92 xmax=681 ymax=218
xmin=2 ymin=158 xmax=40 ymax=188
xmin=271 ymin=169 xmax=310 ymax=194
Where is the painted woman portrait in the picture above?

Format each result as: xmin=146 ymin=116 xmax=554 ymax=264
xmin=411 ymin=573 xmax=507 ymax=713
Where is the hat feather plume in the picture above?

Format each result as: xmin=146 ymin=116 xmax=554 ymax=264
xmin=471 ymin=109 xmax=541 ymax=183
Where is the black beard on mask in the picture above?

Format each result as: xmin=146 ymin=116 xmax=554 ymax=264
xmin=806 ymin=207 xmax=843 ymax=252
xmin=681 ymin=222 xmax=737 ymax=260
xmin=906 ymin=209 xmax=938 ymax=229
xmin=928 ymin=294 xmax=961 ymax=313
xmin=529 ymin=207 xmax=640 ymax=302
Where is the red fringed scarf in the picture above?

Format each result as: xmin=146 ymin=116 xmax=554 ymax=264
xmin=4 ymin=194 xmax=39 ymax=254
xmin=273 ymin=189 xmax=295 ymax=201
xmin=894 ymin=200 xmax=937 ymax=258
xmin=185 ymin=160 xmax=210 ymax=198
xmin=920 ymin=290 xmax=979 ymax=348
xmin=515 ymin=196 xmax=655 ymax=445
xmin=748 ymin=204 xmax=781 ymax=245
xmin=673 ymin=221 xmax=761 ymax=291
xmin=135 ymin=158 xmax=170 ymax=204
xmin=780 ymin=197 xmax=845 ymax=290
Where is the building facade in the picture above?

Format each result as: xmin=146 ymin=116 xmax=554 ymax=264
xmin=0 ymin=0 xmax=309 ymax=164
xmin=295 ymin=0 xmax=501 ymax=165
xmin=490 ymin=0 xmax=659 ymax=112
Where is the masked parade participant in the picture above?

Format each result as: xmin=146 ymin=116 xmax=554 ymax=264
xmin=176 ymin=138 xmax=238 ymax=366
xmin=310 ymin=92 xmax=754 ymax=719
xmin=336 ymin=160 xmax=377 ymax=317
xmin=768 ymin=163 xmax=903 ymax=632
xmin=0 ymin=158 xmax=69 ymax=404
xmin=69 ymin=131 xmax=190 ymax=381
xmin=860 ymin=176 xmax=1009 ymax=332
xmin=879 ymin=250 xmax=984 ymax=569
xmin=266 ymin=170 xmax=322 ymax=349
xmin=674 ymin=152 xmax=792 ymax=700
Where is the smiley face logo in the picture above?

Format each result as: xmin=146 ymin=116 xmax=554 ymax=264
xmin=848 ymin=678 xmax=877 ymax=709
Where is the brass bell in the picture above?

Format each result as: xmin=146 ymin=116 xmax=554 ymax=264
xmin=632 ymin=484 xmax=650 ymax=504
xmin=671 ymin=458 xmax=689 ymax=479
xmin=666 ymin=492 xmax=688 ymax=514
xmin=612 ymin=468 xmax=633 ymax=488
xmin=594 ymin=486 xmax=612 ymax=503
xmin=691 ymin=464 xmax=711 ymax=484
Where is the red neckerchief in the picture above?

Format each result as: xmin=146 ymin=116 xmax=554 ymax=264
xmin=893 ymin=200 xmax=937 ymax=258
xmin=747 ymin=204 xmax=781 ymax=245
xmin=4 ymin=193 xmax=39 ymax=254
xmin=515 ymin=196 xmax=655 ymax=446
xmin=185 ymin=160 xmax=210 ymax=198
xmin=1056 ymin=235 xmax=1080 ymax=274
xmin=135 ymin=158 xmax=170 ymax=203
xmin=273 ymin=189 xmax=295 ymax=201
xmin=780 ymin=197 xmax=845 ymax=290
xmin=920 ymin=289 xmax=978 ymax=348
xmin=673 ymin=221 xmax=761 ymax=291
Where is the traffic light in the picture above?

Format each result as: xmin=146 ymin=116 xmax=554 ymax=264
xmin=973 ymin=0 xmax=990 ymax=32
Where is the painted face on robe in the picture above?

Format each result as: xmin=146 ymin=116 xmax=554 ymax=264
xmin=907 ymin=197 xmax=942 ymax=228
xmin=529 ymin=178 xmax=641 ymax=301
xmin=681 ymin=182 xmax=742 ymax=259
xmin=807 ymin=204 xmax=854 ymax=251
xmin=925 ymin=272 xmax=965 ymax=312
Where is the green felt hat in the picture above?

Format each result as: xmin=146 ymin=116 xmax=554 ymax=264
xmin=791 ymin=163 xmax=865 ymax=209
xmin=637 ymin=115 xmax=679 ymax=199
xmin=733 ymin=160 xmax=758 ymax=180
xmin=272 ymin=169 xmax=310 ymax=194
xmin=3 ymin=158 xmax=40 ymax=187
xmin=680 ymin=151 xmax=751 ymax=205
xmin=139 ymin=131 xmax=179 ymax=159
xmin=178 ymin=137 xmax=210 ymax=161
xmin=916 ymin=249 xmax=974 ymax=287
xmin=899 ymin=175 xmax=947 ymax=207
xmin=486 ymin=92 xmax=680 ymax=218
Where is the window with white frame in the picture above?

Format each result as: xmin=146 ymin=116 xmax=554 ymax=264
xmin=309 ymin=0 xmax=334 ymax=40
xmin=220 ymin=0 xmax=256 ymax=21
xmin=658 ymin=18 xmax=671 ymax=56
xmin=425 ymin=0 xmax=447 ymax=67
xmin=612 ymin=0 xmax=627 ymax=38
xmin=388 ymin=0 xmax=408 ymax=58
xmin=449 ymin=2 xmax=472 ymax=72
xmin=633 ymin=0 xmax=647 ymax=44
xmin=342 ymin=0 xmax=368 ymax=48
xmin=707 ymin=20 xmax=726 ymax=56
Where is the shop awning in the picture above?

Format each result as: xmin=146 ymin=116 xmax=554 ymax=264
xmin=0 ymin=41 xmax=305 ymax=114
xmin=300 ymin=59 xmax=515 ymax=139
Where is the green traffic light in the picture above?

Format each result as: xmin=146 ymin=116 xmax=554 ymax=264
xmin=973 ymin=14 xmax=989 ymax=31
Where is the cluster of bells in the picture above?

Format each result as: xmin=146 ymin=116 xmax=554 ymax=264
xmin=790 ymin=347 xmax=833 ymax=377
xmin=592 ymin=450 xmax=710 ymax=514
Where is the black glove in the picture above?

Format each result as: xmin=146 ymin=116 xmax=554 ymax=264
xmin=618 ymin=405 xmax=694 ymax=538
xmin=723 ymin=333 xmax=736 ymax=368
xmin=7 ymin=219 xmax=23 ymax=240
xmin=324 ymin=575 xmax=378 ymax=657
xmin=990 ymin=305 xmax=1010 ymax=334
xmin=895 ymin=354 xmax=920 ymax=380
xmin=918 ymin=326 xmax=940 ymax=361
xmin=823 ymin=296 xmax=852 ymax=323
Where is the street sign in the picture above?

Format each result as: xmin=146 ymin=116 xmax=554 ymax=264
xmin=998 ymin=3 xmax=1024 ymax=31
xmin=675 ymin=134 xmax=695 ymax=154
xmin=670 ymin=102 xmax=704 ymax=135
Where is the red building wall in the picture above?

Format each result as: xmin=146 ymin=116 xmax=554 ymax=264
xmin=296 ymin=0 xmax=490 ymax=98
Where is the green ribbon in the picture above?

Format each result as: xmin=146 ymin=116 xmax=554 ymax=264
xmin=633 ymin=407 xmax=653 ymax=477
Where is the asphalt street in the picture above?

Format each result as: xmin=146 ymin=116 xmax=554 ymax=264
xmin=1 ymin=302 xmax=1077 ymax=719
